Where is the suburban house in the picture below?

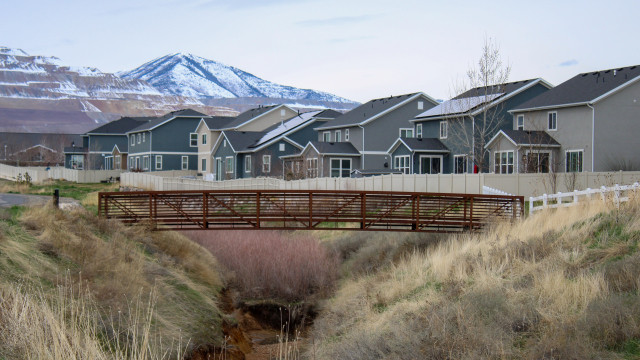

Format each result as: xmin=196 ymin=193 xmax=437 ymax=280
xmin=63 ymin=117 xmax=151 ymax=170
xmin=194 ymin=104 xmax=298 ymax=176
xmin=281 ymin=141 xmax=361 ymax=178
xmin=411 ymin=79 xmax=552 ymax=174
xmin=210 ymin=110 xmax=340 ymax=180
xmin=0 ymin=132 xmax=81 ymax=167
xmin=126 ymin=109 xmax=207 ymax=172
xmin=386 ymin=137 xmax=450 ymax=174
xmin=485 ymin=130 xmax=560 ymax=174
xmin=314 ymin=93 xmax=439 ymax=171
xmin=499 ymin=65 xmax=640 ymax=173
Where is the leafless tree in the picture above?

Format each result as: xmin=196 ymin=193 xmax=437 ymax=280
xmin=448 ymin=37 xmax=511 ymax=172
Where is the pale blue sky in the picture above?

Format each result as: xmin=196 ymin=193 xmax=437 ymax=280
xmin=3 ymin=0 xmax=639 ymax=102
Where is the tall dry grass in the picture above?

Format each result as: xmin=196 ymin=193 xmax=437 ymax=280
xmin=310 ymin=199 xmax=640 ymax=359
xmin=186 ymin=230 xmax=339 ymax=302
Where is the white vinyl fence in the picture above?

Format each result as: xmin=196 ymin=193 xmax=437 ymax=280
xmin=0 ymin=163 xmax=123 ymax=184
xmin=528 ymin=183 xmax=640 ymax=214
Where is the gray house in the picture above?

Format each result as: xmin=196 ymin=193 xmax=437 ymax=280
xmin=386 ymin=137 xmax=450 ymax=174
xmin=411 ymin=79 xmax=552 ymax=174
xmin=502 ymin=65 xmax=640 ymax=173
xmin=281 ymin=141 xmax=361 ymax=178
xmin=126 ymin=109 xmax=207 ymax=172
xmin=314 ymin=93 xmax=438 ymax=171
xmin=485 ymin=130 xmax=560 ymax=173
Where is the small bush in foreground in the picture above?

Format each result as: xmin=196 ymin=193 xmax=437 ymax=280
xmin=186 ymin=230 xmax=339 ymax=302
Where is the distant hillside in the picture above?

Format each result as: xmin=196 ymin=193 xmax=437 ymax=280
xmin=119 ymin=53 xmax=359 ymax=110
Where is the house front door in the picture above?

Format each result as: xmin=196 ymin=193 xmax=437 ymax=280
xmin=215 ymin=158 xmax=222 ymax=181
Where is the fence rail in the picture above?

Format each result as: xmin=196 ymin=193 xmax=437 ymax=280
xmin=98 ymin=190 xmax=525 ymax=232
xmin=528 ymin=183 xmax=640 ymax=213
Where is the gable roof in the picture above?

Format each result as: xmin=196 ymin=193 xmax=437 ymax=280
xmin=251 ymin=110 xmax=323 ymax=149
xmin=485 ymin=129 xmax=561 ymax=149
xmin=388 ymin=137 xmax=450 ymax=154
xmin=86 ymin=116 xmax=154 ymax=135
xmin=221 ymin=104 xmax=294 ymax=130
xmin=306 ymin=141 xmax=360 ymax=155
xmin=414 ymin=79 xmax=549 ymax=121
xmin=512 ymin=65 xmax=640 ymax=112
xmin=314 ymin=109 xmax=343 ymax=119
xmin=127 ymin=109 xmax=208 ymax=133
xmin=202 ymin=116 xmax=236 ymax=130
xmin=316 ymin=92 xmax=437 ymax=130
xmin=218 ymin=130 xmax=266 ymax=153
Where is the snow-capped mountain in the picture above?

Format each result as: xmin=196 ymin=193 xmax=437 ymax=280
xmin=119 ymin=53 xmax=358 ymax=105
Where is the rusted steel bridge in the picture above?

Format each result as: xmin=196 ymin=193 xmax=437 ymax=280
xmin=98 ymin=190 xmax=524 ymax=232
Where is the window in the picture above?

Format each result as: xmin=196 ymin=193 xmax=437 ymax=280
xmin=394 ymin=155 xmax=410 ymax=174
xmin=279 ymin=143 xmax=285 ymax=152
xmin=190 ymin=133 xmax=198 ymax=147
xmin=419 ymin=155 xmax=442 ymax=174
xmin=137 ymin=134 xmax=141 ymax=144
xmin=131 ymin=135 xmax=135 ymax=146
xmin=245 ymin=155 xmax=252 ymax=173
xmin=399 ymin=128 xmax=414 ymax=138
xmin=135 ymin=157 xmax=140 ymax=170
xmin=223 ymin=140 xmax=227 ymax=147
xmin=143 ymin=155 xmax=149 ymax=170
xmin=155 ymin=155 xmax=162 ymax=170
xmin=416 ymin=124 xmax=423 ymax=138
xmin=114 ymin=155 xmax=121 ymax=170
xmin=202 ymin=133 xmax=207 ymax=145
xmin=418 ymin=101 xmax=424 ymax=110
xmin=263 ymin=155 xmax=271 ymax=173
xmin=143 ymin=133 xmax=145 ymax=142
xmin=345 ymin=129 xmax=350 ymax=141
xmin=226 ymin=156 xmax=234 ymax=174
xmin=523 ymin=151 xmax=550 ymax=173
xmin=517 ymin=115 xmax=524 ymax=131
xmin=330 ymin=158 xmax=351 ymax=177
xmin=323 ymin=131 xmax=331 ymax=142
xmin=548 ymin=112 xmax=557 ymax=131
xmin=181 ymin=156 xmax=188 ymax=170
xmin=307 ymin=158 xmax=318 ymax=178
xmin=454 ymin=155 xmax=467 ymax=174
xmin=440 ymin=121 xmax=448 ymax=139
xmin=70 ymin=155 xmax=84 ymax=170
xmin=335 ymin=130 xmax=341 ymax=142
xmin=201 ymin=158 xmax=206 ymax=172
xmin=280 ymin=109 xmax=286 ymax=116
xmin=494 ymin=151 xmax=514 ymax=174
xmin=566 ymin=150 xmax=583 ymax=172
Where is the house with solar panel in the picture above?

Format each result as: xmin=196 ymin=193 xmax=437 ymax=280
xmin=488 ymin=65 xmax=640 ymax=173
xmin=193 ymin=105 xmax=298 ymax=177
xmin=410 ymin=79 xmax=552 ymax=174
xmin=125 ymin=109 xmax=208 ymax=172
xmin=314 ymin=93 xmax=439 ymax=175
xmin=64 ymin=116 xmax=152 ymax=170
xmin=210 ymin=110 xmax=340 ymax=180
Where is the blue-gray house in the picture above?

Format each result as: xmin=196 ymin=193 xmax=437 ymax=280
xmin=126 ymin=109 xmax=208 ymax=172
xmin=410 ymin=79 xmax=552 ymax=173
xmin=386 ymin=137 xmax=450 ymax=174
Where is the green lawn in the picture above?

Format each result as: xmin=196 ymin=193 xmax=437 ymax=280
xmin=0 ymin=179 xmax=118 ymax=201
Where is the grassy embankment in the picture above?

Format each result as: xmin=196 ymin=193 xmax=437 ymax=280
xmin=309 ymin=198 xmax=640 ymax=359
xmin=0 ymin=181 xmax=226 ymax=359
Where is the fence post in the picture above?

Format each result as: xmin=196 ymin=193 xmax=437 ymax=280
xmin=614 ymin=184 xmax=620 ymax=208
xmin=586 ymin=188 xmax=592 ymax=200
xmin=601 ymin=186 xmax=607 ymax=203
xmin=573 ymin=189 xmax=579 ymax=205
xmin=529 ymin=196 xmax=534 ymax=214
xmin=53 ymin=188 xmax=59 ymax=208
xmin=543 ymin=194 xmax=548 ymax=209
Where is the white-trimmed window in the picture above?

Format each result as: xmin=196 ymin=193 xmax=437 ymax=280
xmin=335 ymin=130 xmax=341 ymax=142
xmin=114 ymin=156 xmax=121 ymax=170
xmin=181 ymin=156 xmax=189 ymax=170
xmin=201 ymin=158 xmax=206 ymax=172
xmin=155 ymin=155 xmax=162 ymax=170
xmin=399 ymin=128 xmax=414 ymax=138
xmin=280 ymin=109 xmax=286 ymax=116
xmin=223 ymin=139 xmax=227 ymax=147
xmin=517 ymin=115 xmax=524 ymax=130
xmin=143 ymin=133 xmax=145 ymax=142
xmin=418 ymin=101 xmax=424 ymax=110
xmin=279 ymin=143 xmax=285 ymax=152
xmin=226 ymin=156 xmax=234 ymax=174
xmin=523 ymin=151 xmax=550 ymax=173
xmin=494 ymin=151 xmax=514 ymax=174
xmin=307 ymin=158 xmax=318 ymax=178
xmin=345 ymin=129 xmax=350 ymax=141
xmin=323 ymin=131 xmax=331 ymax=142
xmin=453 ymin=155 xmax=467 ymax=174
xmin=419 ymin=155 xmax=442 ymax=174
xmin=330 ymin=158 xmax=351 ymax=178
xmin=137 ymin=134 xmax=141 ymax=144
xmin=263 ymin=155 xmax=271 ymax=173
xmin=190 ymin=133 xmax=198 ymax=147
xmin=440 ymin=121 xmax=448 ymax=139
xmin=245 ymin=155 xmax=252 ymax=173
xmin=131 ymin=135 xmax=135 ymax=146
xmin=548 ymin=112 xmax=557 ymax=131
xmin=416 ymin=124 xmax=423 ymax=138
xmin=566 ymin=150 xmax=583 ymax=172
xmin=202 ymin=133 xmax=207 ymax=145
xmin=394 ymin=155 xmax=410 ymax=174
xmin=143 ymin=155 xmax=149 ymax=171
xmin=135 ymin=156 xmax=140 ymax=170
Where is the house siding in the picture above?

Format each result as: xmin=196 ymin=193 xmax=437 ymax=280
xmin=212 ymin=138 xmax=238 ymax=180
xmin=237 ymin=107 xmax=298 ymax=131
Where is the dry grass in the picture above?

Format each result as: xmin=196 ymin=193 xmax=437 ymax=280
xmin=310 ymin=199 xmax=640 ymax=359
xmin=0 ymin=202 xmax=225 ymax=358
xmin=185 ymin=230 xmax=339 ymax=303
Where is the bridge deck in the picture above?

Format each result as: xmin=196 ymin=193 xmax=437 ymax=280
xmin=98 ymin=190 xmax=524 ymax=232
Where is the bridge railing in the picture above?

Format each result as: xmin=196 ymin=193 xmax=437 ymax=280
xmin=98 ymin=190 xmax=524 ymax=232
